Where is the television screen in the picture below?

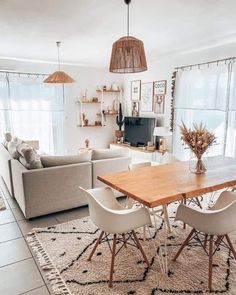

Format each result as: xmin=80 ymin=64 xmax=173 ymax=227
xmin=124 ymin=117 xmax=156 ymax=147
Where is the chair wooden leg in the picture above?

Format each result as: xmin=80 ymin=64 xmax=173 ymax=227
xmin=173 ymin=229 xmax=195 ymax=261
xmin=87 ymin=231 xmax=104 ymax=261
xmin=109 ymin=234 xmax=117 ymax=288
xmin=122 ymin=233 xmax=127 ymax=248
xmin=204 ymin=234 xmax=208 ymax=249
xmin=208 ymin=235 xmax=214 ymax=291
xmin=132 ymin=230 xmax=150 ymax=267
xmin=163 ymin=205 xmax=172 ymax=233
xmin=225 ymin=234 xmax=236 ymax=259
xmin=195 ymin=197 xmax=202 ymax=209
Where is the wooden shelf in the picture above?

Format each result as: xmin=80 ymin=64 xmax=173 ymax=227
xmin=97 ymin=112 xmax=118 ymax=116
xmin=76 ymin=101 xmax=101 ymax=104
xmin=77 ymin=125 xmax=105 ymax=127
xmin=111 ymin=142 xmax=157 ymax=153
xmin=96 ymin=89 xmax=121 ymax=93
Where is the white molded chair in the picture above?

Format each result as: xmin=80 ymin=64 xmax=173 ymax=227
xmin=79 ymin=186 xmax=151 ymax=288
xmin=173 ymin=191 xmax=236 ymax=291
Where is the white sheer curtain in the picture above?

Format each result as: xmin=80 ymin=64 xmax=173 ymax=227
xmin=173 ymin=63 xmax=229 ymax=160
xmin=0 ymin=73 xmax=64 ymax=155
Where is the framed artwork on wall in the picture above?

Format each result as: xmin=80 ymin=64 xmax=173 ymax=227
xmin=140 ymin=82 xmax=153 ymax=112
xmin=154 ymin=95 xmax=165 ymax=114
xmin=131 ymin=80 xmax=141 ymax=101
xmin=154 ymin=80 xmax=167 ymax=95
xmin=131 ymin=101 xmax=139 ymax=117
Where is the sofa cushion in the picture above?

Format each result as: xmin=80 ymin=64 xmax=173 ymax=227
xmin=17 ymin=143 xmax=32 ymax=158
xmin=91 ymin=148 xmax=129 ymax=160
xmin=19 ymin=156 xmax=43 ymax=170
xmin=3 ymin=132 xmax=12 ymax=149
xmin=7 ymin=141 xmax=20 ymax=159
xmin=41 ymin=153 xmax=92 ymax=167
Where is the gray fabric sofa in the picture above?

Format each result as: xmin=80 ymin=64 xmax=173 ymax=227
xmin=0 ymin=143 xmax=131 ymax=219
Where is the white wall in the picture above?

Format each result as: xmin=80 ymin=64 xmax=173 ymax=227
xmin=123 ymin=43 xmax=236 ymax=126
xmin=0 ymin=59 xmax=123 ymax=154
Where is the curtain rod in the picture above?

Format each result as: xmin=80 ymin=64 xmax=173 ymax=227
xmin=0 ymin=70 xmax=48 ymax=77
xmin=175 ymin=57 xmax=236 ymax=70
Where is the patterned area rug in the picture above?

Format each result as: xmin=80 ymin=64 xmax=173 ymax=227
xmin=27 ymin=201 xmax=236 ymax=295
xmin=0 ymin=187 xmax=6 ymax=210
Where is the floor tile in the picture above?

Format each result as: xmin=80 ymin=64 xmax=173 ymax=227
xmin=0 ymin=222 xmax=22 ymax=243
xmin=23 ymin=286 xmax=49 ymax=295
xmin=18 ymin=216 xmax=58 ymax=236
xmin=54 ymin=206 xmax=89 ymax=223
xmin=6 ymin=197 xmax=20 ymax=209
xmin=0 ymin=258 xmax=44 ymax=295
xmin=0 ymin=237 xmax=32 ymax=267
xmin=12 ymin=207 xmax=26 ymax=221
xmin=0 ymin=209 xmax=16 ymax=225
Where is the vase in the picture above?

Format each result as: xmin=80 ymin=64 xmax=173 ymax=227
xmin=189 ymin=154 xmax=206 ymax=174
xmin=115 ymin=130 xmax=124 ymax=143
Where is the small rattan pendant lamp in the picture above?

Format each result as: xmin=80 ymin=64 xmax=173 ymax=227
xmin=44 ymin=42 xmax=75 ymax=83
xmin=109 ymin=0 xmax=147 ymax=73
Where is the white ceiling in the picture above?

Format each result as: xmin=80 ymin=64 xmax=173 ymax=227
xmin=0 ymin=0 xmax=236 ymax=67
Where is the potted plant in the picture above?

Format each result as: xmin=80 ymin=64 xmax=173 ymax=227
xmin=115 ymin=103 xmax=124 ymax=143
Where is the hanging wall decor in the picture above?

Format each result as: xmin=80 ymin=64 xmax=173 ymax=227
xmin=154 ymin=95 xmax=165 ymax=114
xmin=154 ymin=80 xmax=167 ymax=95
xmin=131 ymin=80 xmax=141 ymax=101
xmin=140 ymin=82 xmax=153 ymax=112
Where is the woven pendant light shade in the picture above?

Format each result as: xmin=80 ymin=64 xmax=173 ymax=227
xmin=43 ymin=71 xmax=75 ymax=83
xmin=109 ymin=36 xmax=147 ymax=73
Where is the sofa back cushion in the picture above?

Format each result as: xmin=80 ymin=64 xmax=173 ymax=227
xmin=91 ymin=148 xmax=129 ymax=161
xmin=41 ymin=153 xmax=92 ymax=167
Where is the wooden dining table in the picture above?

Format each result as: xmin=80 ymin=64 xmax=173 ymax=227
xmin=98 ymin=156 xmax=236 ymax=208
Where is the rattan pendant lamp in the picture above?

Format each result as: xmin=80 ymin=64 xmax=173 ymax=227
xmin=109 ymin=0 xmax=147 ymax=73
xmin=43 ymin=42 xmax=75 ymax=83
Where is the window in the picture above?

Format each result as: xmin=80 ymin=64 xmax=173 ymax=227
xmin=173 ymin=61 xmax=236 ymax=160
xmin=0 ymin=73 xmax=64 ymax=155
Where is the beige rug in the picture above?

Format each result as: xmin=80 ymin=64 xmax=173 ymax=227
xmin=0 ymin=188 xmax=6 ymax=210
xmin=27 ymin=202 xmax=236 ymax=295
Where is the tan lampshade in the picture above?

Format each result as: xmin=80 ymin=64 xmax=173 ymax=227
xmin=109 ymin=36 xmax=147 ymax=73
xmin=43 ymin=71 xmax=75 ymax=83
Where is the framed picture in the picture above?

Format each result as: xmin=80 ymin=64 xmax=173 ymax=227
xmin=154 ymin=95 xmax=165 ymax=114
xmin=154 ymin=80 xmax=167 ymax=95
xmin=140 ymin=82 xmax=153 ymax=112
xmin=131 ymin=101 xmax=139 ymax=117
xmin=131 ymin=80 xmax=141 ymax=101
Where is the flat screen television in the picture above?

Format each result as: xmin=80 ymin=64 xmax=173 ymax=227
xmin=124 ymin=116 xmax=156 ymax=147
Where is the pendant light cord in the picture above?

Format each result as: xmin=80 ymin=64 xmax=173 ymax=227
xmin=56 ymin=41 xmax=61 ymax=71
xmin=127 ymin=2 xmax=130 ymax=36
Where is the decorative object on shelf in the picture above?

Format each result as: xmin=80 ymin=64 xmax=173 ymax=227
xmin=43 ymin=42 xmax=75 ymax=84
xmin=131 ymin=101 xmax=139 ymax=117
xmin=82 ymin=89 xmax=88 ymax=102
xmin=154 ymin=95 xmax=165 ymax=114
xmin=95 ymin=120 xmax=102 ymax=126
xmin=103 ymin=85 xmax=107 ymax=91
xmin=109 ymin=0 xmax=147 ymax=73
xmin=85 ymin=139 xmax=90 ymax=148
xmin=140 ymin=82 xmax=153 ymax=112
xmin=112 ymin=98 xmax=120 ymax=113
xmin=92 ymin=97 xmax=98 ymax=102
xmin=131 ymin=80 xmax=141 ymax=101
xmin=170 ymin=71 xmax=176 ymax=132
xmin=111 ymin=83 xmax=119 ymax=91
xmin=180 ymin=122 xmax=216 ymax=174
xmin=154 ymin=80 xmax=167 ymax=95
xmin=153 ymin=127 xmax=172 ymax=152
xmin=115 ymin=103 xmax=124 ymax=143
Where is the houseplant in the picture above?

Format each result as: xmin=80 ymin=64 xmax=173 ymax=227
xmin=180 ymin=122 xmax=216 ymax=174
xmin=115 ymin=103 xmax=124 ymax=143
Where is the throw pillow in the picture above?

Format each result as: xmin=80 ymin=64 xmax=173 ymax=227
xmin=19 ymin=156 xmax=43 ymax=170
xmin=91 ymin=148 xmax=129 ymax=160
xmin=7 ymin=141 xmax=20 ymax=159
xmin=3 ymin=132 xmax=12 ymax=149
xmin=41 ymin=153 xmax=92 ymax=167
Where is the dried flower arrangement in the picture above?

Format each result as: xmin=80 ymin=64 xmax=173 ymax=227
xmin=180 ymin=122 xmax=216 ymax=173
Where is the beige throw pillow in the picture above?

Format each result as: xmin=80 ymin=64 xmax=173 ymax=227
xmin=91 ymin=148 xmax=129 ymax=160
xmin=7 ymin=142 xmax=20 ymax=159
xmin=3 ymin=132 xmax=12 ymax=149
xmin=17 ymin=142 xmax=43 ymax=170
xmin=41 ymin=153 xmax=91 ymax=167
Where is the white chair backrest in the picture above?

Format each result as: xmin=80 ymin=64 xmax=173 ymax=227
xmin=129 ymin=162 xmax=151 ymax=170
xmin=160 ymin=153 xmax=179 ymax=164
xmin=79 ymin=187 xmax=122 ymax=232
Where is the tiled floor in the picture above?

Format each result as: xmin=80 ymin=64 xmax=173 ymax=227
xmin=0 ymin=178 xmax=90 ymax=295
